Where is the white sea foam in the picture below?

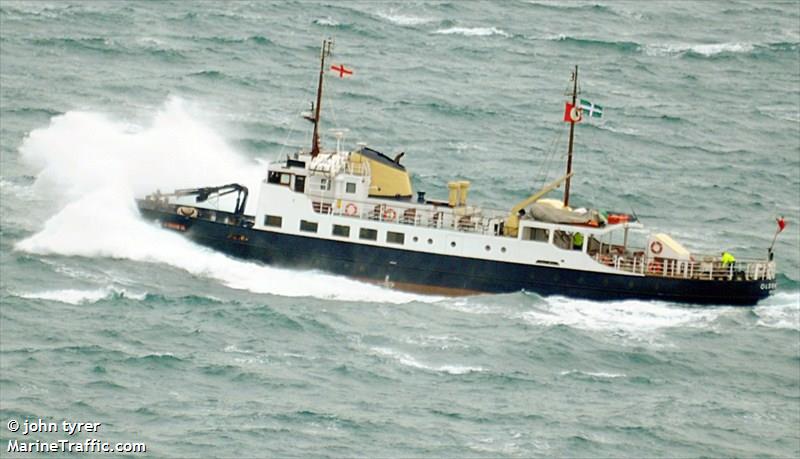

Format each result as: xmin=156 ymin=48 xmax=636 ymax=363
xmin=15 ymin=98 xmax=435 ymax=304
xmin=313 ymin=17 xmax=339 ymax=27
xmin=432 ymin=27 xmax=509 ymax=37
xmin=376 ymin=12 xmax=435 ymax=26
xmin=17 ymin=287 xmax=146 ymax=305
xmin=370 ymin=347 xmax=484 ymax=375
xmin=643 ymin=42 xmax=754 ymax=57
xmin=0 ymin=178 xmax=35 ymax=199
xmin=754 ymin=292 xmax=800 ymax=330
xmin=519 ymin=296 xmax=726 ymax=339
xmin=560 ymin=369 xmax=626 ymax=378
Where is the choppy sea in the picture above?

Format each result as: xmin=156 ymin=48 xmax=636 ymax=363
xmin=1 ymin=1 xmax=799 ymax=457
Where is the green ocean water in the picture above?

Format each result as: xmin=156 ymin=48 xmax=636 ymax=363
xmin=1 ymin=1 xmax=799 ymax=457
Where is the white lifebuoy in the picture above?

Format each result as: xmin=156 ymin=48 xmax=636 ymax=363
xmin=345 ymin=203 xmax=358 ymax=216
xmin=570 ymin=106 xmax=583 ymax=123
xmin=650 ymin=240 xmax=663 ymax=255
xmin=383 ymin=208 xmax=397 ymax=221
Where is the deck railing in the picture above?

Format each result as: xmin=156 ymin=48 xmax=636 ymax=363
xmin=312 ymin=197 xmax=508 ymax=236
xmin=592 ymin=252 xmax=775 ymax=281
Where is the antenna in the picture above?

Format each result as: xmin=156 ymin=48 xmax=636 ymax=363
xmin=310 ymin=38 xmax=333 ymax=157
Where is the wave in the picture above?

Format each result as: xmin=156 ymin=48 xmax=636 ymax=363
xmin=753 ymin=292 xmax=800 ymax=330
xmin=525 ymin=1 xmax=617 ymax=15
xmin=520 ymin=295 xmax=731 ymax=342
xmin=643 ymin=42 xmax=754 ymax=57
xmin=560 ymin=369 xmax=626 ymax=379
xmin=540 ymin=35 xmax=640 ymax=53
xmin=195 ymin=35 xmax=273 ymax=46
xmin=14 ymin=98 xmax=436 ymax=304
xmin=313 ymin=17 xmax=339 ymax=27
xmin=370 ymin=347 xmax=484 ymax=375
xmin=0 ymin=177 xmax=36 ymax=199
xmin=375 ymin=11 xmax=437 ymax=26
xmin=15 ymin=287 xmax=146 ymax=305
xmin=432 ymin=26 xmax=509 ymax=38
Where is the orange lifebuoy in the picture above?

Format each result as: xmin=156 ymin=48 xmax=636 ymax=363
xmin=650 ymin=241 xmax=663 ymax=255
xmin=383 ymin=208 xmax=397 ymax=221
xmin=345 ymin=203 xmax=358 ymax=216
xmin=570 ymin=106 xmax=582 ymax=123
xmin=648 ymin=261 xmax=663 ymax=274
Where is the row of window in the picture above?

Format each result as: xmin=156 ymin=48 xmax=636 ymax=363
xmin=265 ymin=215 xmax=405 ymax=244
xmin=267 ymin=171 xmax=358 ymax=194
xmin=263 ymin=214 xmax=509 ymax=252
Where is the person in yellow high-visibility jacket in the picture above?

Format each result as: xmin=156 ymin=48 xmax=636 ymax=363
xmin=721 ymin=251 xmax=736 ymax=267
xmin=573 ymin=232 xmax=584 ymax=250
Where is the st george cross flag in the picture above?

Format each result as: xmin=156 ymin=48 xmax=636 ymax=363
xmin=330 ymin=64 xmax=353 ymax=78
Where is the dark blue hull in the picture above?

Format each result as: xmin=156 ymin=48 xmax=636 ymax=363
xmin=138 ymin=205 xmax=774 ymax=305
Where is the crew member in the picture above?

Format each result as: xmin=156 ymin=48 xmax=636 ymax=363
xmin=573 ymin=232 xmax=584 ymax=250
xmin=721 ymin=251 xmax=736 ymax=268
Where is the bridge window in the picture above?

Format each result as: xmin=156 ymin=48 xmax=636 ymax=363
xmin=554 ymin=230 xmax=584 ymax=251
xmin=522 ymin=227 xmax=550 ymax=242
xmin=267 ymin=171 xmax=292 ymax=186
xmin=320 ymin=178 xmax=331 ymax=191
xmin=264 ymin=215 xmax=282 ymax=228
xmin=386 ymin=231 xmax=405 ymax=245
xmin=299 ymin=220 xmax=318 ymax=233
xmin=332 ymin=224 xmax=350 ymax=238
xmin=346 ymin=182 xmax=356 ymax=193
xmin=359 ymin=228 xmax=378 ymax=241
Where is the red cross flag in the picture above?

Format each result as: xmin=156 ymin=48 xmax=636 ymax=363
xmin=331 ymin=64 xmax=353 ymax=78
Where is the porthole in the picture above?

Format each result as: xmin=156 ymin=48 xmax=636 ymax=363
xmin=485 ymin=245 xmax=491 ymax=251
xmin=501 ymin=247 xmax=507 ymax=253
xmin=427 ymin=238 xmax=433 ymax=244
xmin=450 ymin=241 xmax=456 ymax=248
xmin=413 ymin=236 xmax=419 ymax=242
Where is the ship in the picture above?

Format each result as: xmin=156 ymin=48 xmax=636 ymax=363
xmin=136 ymin=39 xmax=779 ymax=305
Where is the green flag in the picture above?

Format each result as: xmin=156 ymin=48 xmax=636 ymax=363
xmin=579 ymin=99 xmax=603 ymax=118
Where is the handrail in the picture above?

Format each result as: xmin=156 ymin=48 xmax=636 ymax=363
xmin=592 ymin=252 xmax=775 ymax=282
xmin=311 ymin=197 xmax=509 ymax=236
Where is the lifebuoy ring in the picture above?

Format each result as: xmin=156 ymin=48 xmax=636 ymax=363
xmin=345 ymin=203 xmax=358 ymax=216
xmin=570 ymin=106 xmax=583 ymax=123
xmin=648 ymin=261 xmax=663 ymax=274
xmin=383 ymin=208 xmax=397 ymax=221
xmin=650 ymin=240 xmax=663 ymax=255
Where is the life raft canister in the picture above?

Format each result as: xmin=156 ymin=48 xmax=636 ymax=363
xmin=345 ymin=203 xmax=358 ymax=216
xmin=383 ymin=207 xmax=397 ymax=221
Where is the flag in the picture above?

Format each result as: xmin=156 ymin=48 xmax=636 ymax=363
xmin=564 ymin=102 xmax=582 ymax=123
xmin=330 ymin=64 xmax=353 ymax=78
xmin=579 ymin=99 xmax=603 ymax=118
xmin=777 ymin=216 xmax=786 ymax=232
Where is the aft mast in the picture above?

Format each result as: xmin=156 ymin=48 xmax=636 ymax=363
xmin=563 ymin=65 xmax=578 ymax=208
xmin=310 ymin=38 xmax=333 ymax=158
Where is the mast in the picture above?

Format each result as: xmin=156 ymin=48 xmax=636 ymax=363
xmin=311 ymin=38 xmax=333 ymax=157
xmin=563 ymin=65 xmax=578 ymax=208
